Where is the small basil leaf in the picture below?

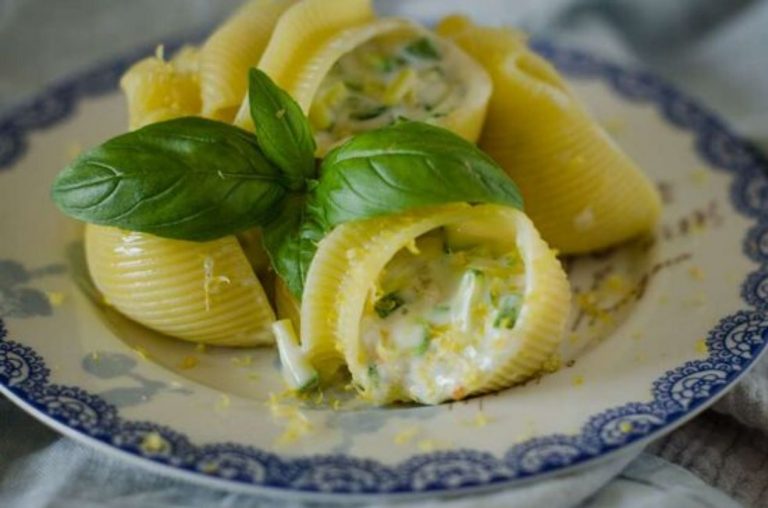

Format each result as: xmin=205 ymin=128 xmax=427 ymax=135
xmin=262 ymin=194 xmax=325 ymax=299
xmin=314 ymin=121 xmax=523 ymax=227
xmin=51 ymin=117 xmax=286 ymax=241
xmin=248 ymin=68 xmax=317 ymax=190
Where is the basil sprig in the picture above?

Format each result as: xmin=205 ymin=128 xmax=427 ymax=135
xmin=248 ymin=69 xmax=316 ymax=190
xmin=51 ymin=66 xmax=524 ymax=298
xmin=261 ymin=194 xmax=325 ymax=298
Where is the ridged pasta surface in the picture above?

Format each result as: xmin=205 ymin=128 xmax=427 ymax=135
xmin=233 ymin=0 xmax=375 ymax=130
xmin=437 ymin=15 xmax=662 ymax=254
xmin=120 ymin=46 xmax=202 ymax=130
xmin=86 ymin=225 xmax=275 ymax=347
xmin=200 ymin=0 xmax=295 ymax=121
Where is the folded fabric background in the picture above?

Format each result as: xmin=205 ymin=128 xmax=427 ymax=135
xmin=0 ymin=0 xmax=766 ymax=506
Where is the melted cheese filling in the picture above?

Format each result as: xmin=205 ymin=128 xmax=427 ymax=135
xmin=310 ymin=34 xmax=465 ymax=151
xmin=359 ymin=229 xmax=525 ymax=403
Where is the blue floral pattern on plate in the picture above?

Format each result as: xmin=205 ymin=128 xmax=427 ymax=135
xmin=0 ymin=39 xmax=767 ymax=496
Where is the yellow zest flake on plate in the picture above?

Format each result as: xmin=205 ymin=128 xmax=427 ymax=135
xmin=89 ymin=352 xmax=100 ymax=362
xmin=394 ymin=426 xmax=420 ymax=445
xmin=619 ymin=421 xmax=633 ymax=433
xmin=231 ymin=355 xmax=254 ymax=367
xmin=133 ymin=346 xmax=150 ymax=361
xmin=469 ymin=411 xmax=490 ymax=428
xmin=690 ymin=168 xmax=710 ymax=186
xmin=178 ymin=355 xmax=199 ymax=370
xmin=195 ymin=343 xmax=207 ymax=353
xmin=684 ymin=293 xmax=707 ymax=308
xmin=603 ymin=274 xmax=628 ymax=293
xmin=215 ymin=394 xmax=231 ymax=412
xmin=572 ymin=375 xmax=584 ymax=387
xmin=695 ymin=339 xmax=708 ymax=355
xmin=417 ymin=439 xmax=440 ymax=452
xmin=65 ymin=141 xmax=82 ymax=159
xmin=140 ymin=431 xmax=166 ymax=453
xmin=576 ymin=291 xmax=614 ymax=324
xmin=688 ymin=266 xmax=705 ymax=281
xmin=45 ymin=291 xmax=65 ymax=307
xmin=267 ymin=393 xmax=313 ymax=446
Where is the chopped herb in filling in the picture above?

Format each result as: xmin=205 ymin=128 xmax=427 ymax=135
xmin=374 ymin=292 xmax=405 ymax=318
xmin=493 ymin=295 xmax=521 ymax=329
xmin=404 ymin=37 xmax=441 ymax=60
xmin=310 ymin=33 xmax=464 ymax=151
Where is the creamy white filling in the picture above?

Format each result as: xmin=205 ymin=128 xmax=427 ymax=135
xmin=310 ymin=33 xmax=465 ymax=150
xmin=358 ymin=230 xmax=525 ymax=402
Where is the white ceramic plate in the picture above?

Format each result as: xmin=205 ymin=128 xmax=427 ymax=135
xmin=1 ymin=30 xmax=767 ymax=502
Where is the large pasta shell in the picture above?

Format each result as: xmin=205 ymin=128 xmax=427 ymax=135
xmin=233 ymin=0 xmax=375 ymax=130
xmin=86 ymin=224 xmax=275 ymax=347
xmin=232 ymin=1 xmax=490 ymax=149
xmin=120 ymin=46 xmax=202 ymax=130
xmin=200 ymin=0 xmax=295 ymax=121
xmin=437 ymin=16 xmax=662 ymax=254
xmin=299 ymin=204 xmax=468 ymax=380
xmin=301 ymin=204 xmax=570 ymax=404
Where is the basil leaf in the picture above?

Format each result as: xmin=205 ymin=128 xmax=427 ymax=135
xmin=262 ymin=194 xmax=325 ymax=299
xmin=313 ymin=121 xmax=523 ymax=227
xmin=248 ymin=68 xmax=317 ymax=190
xmin=51 ymin=117 xmax=286 ymax=241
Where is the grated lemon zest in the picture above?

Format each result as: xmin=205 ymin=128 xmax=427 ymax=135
xmin=471 ymin=411 xmax=490 ymax=428
xmin=688 ymin=266 xmax=704 ymax=281
xmin=394 ymin=426 xmax=420 ymax=445
xmin=46 ymin=291 xmax=65 ymax=306
xmin=141 ymin=431 xmax=165 ymax=453
xmin=178 ymin=355 xmax=199 ymax=370
xmin=134 ymin=346 xmax=150 ymax=361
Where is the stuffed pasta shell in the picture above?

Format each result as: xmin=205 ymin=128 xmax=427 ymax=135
xmin=299 ymin=204 xmax=570 ymax=405
xmin=437 ymin=16 xmax=662 ymax=254
xmin=233 ymin=0 xmax=491 ymax=154
xmin=86 ymin=225 xmax=276 ymax=347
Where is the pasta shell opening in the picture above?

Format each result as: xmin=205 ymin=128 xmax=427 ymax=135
xmin=300 ymin=204 xmax=570 ymax=405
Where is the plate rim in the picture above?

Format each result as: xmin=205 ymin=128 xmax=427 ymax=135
xmin=1 ymin=37 xmax=767 ymax=499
